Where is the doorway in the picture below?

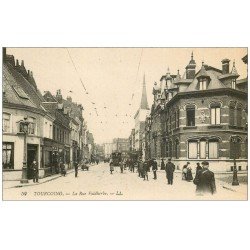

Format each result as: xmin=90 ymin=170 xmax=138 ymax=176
xmin=27 ymin=144 xmax=38 ymax=179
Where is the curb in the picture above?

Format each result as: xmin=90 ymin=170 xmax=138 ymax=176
xmin=7 ymin=170 xmax=75 ymax=189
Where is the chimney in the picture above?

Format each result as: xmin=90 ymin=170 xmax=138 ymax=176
xmin=221 ymin=59 xmax=230 ymax=74
xmin=56 ymin=89 xmax=62 ymax=103
xmin=67 ymin=96 xmax=72 ymax=102
xmin=2 ymin=48 xmax=6 ymax=61
xmin=16 ymin=59 xmax=20 ymax=67
xmin=21 ymin=60 xmax=24 ymax=66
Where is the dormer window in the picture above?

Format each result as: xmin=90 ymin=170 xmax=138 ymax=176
xmin=199 ymin=78 xmax=207 ymax=90
xmin=232 ymin=79 xmax=236 ymax=89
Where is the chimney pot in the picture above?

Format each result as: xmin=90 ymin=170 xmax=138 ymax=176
xmin=21 ymin=60 xmax=24 ymax=66
xmin=16 ymin=59 xmax=19 ymax=66
xmin=221 ymin=58 xmax=230 ymax=74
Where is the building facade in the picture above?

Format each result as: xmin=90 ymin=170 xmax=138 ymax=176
xmin=146 ymin=53 xmax=248 ymax=172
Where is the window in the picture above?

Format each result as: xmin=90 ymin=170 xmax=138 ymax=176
xmin=208 ymin=141 xmax=218 ymax=159
xmin=186 ymin=105 xmax=195 ymax=126
xmin=49 ymin=125 xmax=52 ymax=138
xmin=199 ymin=79 xmax=207 ymax=90
xmin=200 ymin=140 xmax=206 ymax=159
xmin=231 ymin=79 xmax=236 ymax=89
xmin=236 ymin=105 xmax=243 ymax=127
xmin=210 ymin=103 xmax=221 ymax=125
xmin=176 ymin=109 xmax=179 ymax=128
xmin=169 ymin=141 xmax=172 ymax=158
xmin=28 ymin=117 xmax=36 ymax=135
xmin=2 ymin=142 xmax=14 ymax=169
xmin=229 ymin=102 xmax=235 ymax=126
xmin=230 ymin=137 xmax=241 ymax=159
xmin=3 ymin=113 xmax=11 ymax=133
xmin=188 ymin=141 xmax=198 ymax=159
xmin=166 ymin=143 xmax=169 ymax=157
xmin=173 ymin=113 xmax=176 ymax=129
xmin=175 ymin=140 xmax=179 ymax=159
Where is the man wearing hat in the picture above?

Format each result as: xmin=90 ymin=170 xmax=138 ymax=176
xmin=165 ymin=158 xmax=175 ymax=185
xmin=194 ymin=161 xmax=216 ymax=195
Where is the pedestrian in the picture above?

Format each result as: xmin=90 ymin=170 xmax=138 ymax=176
xmin=182 ymin=162 xmax=190 ymax=180
xmin=160 ymin=158 xmax=165 ymax=170
xmin=138 ymin=159 xmax=143 ymax=178
xmin=31 ymin=160 xmax=39 ymax=183
xmin=152 ymin=158 xmax=158 ymax=180
xmin=110 ymin=161 xmax=114 ymax=174
xmin=143 ymin=161 xmax=149 ymax=181
xmin=193 ymin=161 xmax=216 ymax=195
xmin=120 ymin=161 xmax=124 ymax=173
xmin=195 ymin=162 xmax=202 ymax=174
xmin=131 ymin=160 xmax=135 ymax=173
xmin=59 ymin=161 xmax=66 ymax=177
xmin=74 ymin=161 xmax=78 ymax=178
xmin=165 ymin=158 xmax=175 ymax=185
xmin=186 ymin=165 xmax=193 ymax=182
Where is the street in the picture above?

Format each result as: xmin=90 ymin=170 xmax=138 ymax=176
xmin=3 ymin=163 xmax=247 ymax=200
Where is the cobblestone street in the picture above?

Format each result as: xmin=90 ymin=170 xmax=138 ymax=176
xmin=3 ymin=163 xmax=247 ymax=200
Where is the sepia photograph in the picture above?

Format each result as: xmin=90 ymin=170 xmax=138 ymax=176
xmin=2 ymin=47 xmax=248 ymax=200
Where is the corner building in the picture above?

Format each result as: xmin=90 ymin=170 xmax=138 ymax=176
xmin=149 ymin=53 xmax=248 ymax=172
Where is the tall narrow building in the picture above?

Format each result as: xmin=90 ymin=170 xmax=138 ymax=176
xmin=134 ymin=74 xmax=150 ymax=157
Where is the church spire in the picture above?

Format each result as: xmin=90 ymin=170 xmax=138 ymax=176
xmin=140 ymin=73 xmax=149 ymax=109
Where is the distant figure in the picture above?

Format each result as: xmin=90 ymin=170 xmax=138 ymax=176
xmin=32 ymin=160 xmax=39 ymax=183
xmin=59 ymin=161 xmax=66 ymax=177
xmin=195 ymin=162 xmax=202 ymax=174
xmin=131 ymin=161 xmax=135 ymax=173
xmin=143 ymin=161 xmax=149 ymax=181
xmin=160 ymin=159 xmax=165 ymax=170
xmin=165 ymin=158 xmax=175 ymax=185
xmin=74 ymin=162 xmax=78 ymax=178
xmin=110 ymin=161 xmax=114 ymax=174
xmin=194 ymin=161 xmax=216 ymax=195
xmin=182 ymin=162 xmax=190 ymax=180
xmin=119 ymin=161 xmax=124 ymax=173
xmin=152 ymin=158 xmax=158 ymax=180
xmin=96 ymin=159 xmax=99 ymax=165
xmin=186 ymin=165 xmax=193 ymax=182
xmin=138 ymin=159 xmax=144 ymax=178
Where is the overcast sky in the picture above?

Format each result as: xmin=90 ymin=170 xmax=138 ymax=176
xmin=7 ymin=48 xmax=247 ymax=144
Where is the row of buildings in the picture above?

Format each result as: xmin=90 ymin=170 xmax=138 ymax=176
xmin=2 ymin=48 xmax=96 ymax=181
xmin=130 ymin=52 xmax=248 ymax=172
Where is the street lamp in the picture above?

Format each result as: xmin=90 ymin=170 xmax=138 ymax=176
xmin=19 ymin=117 xmax=30 ymax=183
xmin=231 ymin=136 xmax=239 ymax=186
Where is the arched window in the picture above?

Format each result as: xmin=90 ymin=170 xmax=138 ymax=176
xmin=210 ymin=103 xmax=221 ymax=125
xmin=186 ymin=105 xmax=195 ymax=127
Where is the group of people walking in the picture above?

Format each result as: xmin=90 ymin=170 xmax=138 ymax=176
xmin=109 ymin=157 xmax=216 ymax=195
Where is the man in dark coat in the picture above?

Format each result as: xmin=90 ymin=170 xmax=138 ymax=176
xmin=194 ymin=161 xmax=216 ymax=195
xmin=160 ymin=159 xmax=165 ymax=170
xmin=32 ymin=160 xmax=39 ymax=183
xmin=165 ymin=158 xmax=175 ymax=185
xmin=152 ymin=159 xmax=158 ymax=180
xmin=74 ymin=161 xmax=79 ymax=178
xmin=143 ymin=161 xmax=149 ymax=181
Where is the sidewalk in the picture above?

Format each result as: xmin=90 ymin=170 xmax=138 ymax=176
xmin=3 ymin=169 xmax=75 ymax=189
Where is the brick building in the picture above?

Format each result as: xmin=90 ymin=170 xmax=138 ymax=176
xmin=146 ymin=53 xmax=248 ymax=172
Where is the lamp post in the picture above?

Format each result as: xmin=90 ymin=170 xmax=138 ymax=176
xmin=231 ymin=136 xmax=239 ymax=186
xmin=19 ymin=117 xmax=30 ymax=184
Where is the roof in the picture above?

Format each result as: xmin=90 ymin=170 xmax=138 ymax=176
xmin=3 ymin=62 xmax=44 ymax=110
xmin=186 ymin=66 xmax=227 ymax=91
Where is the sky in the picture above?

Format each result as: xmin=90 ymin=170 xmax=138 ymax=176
xmin=7 ymin=48 xmax=247 ymax=144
